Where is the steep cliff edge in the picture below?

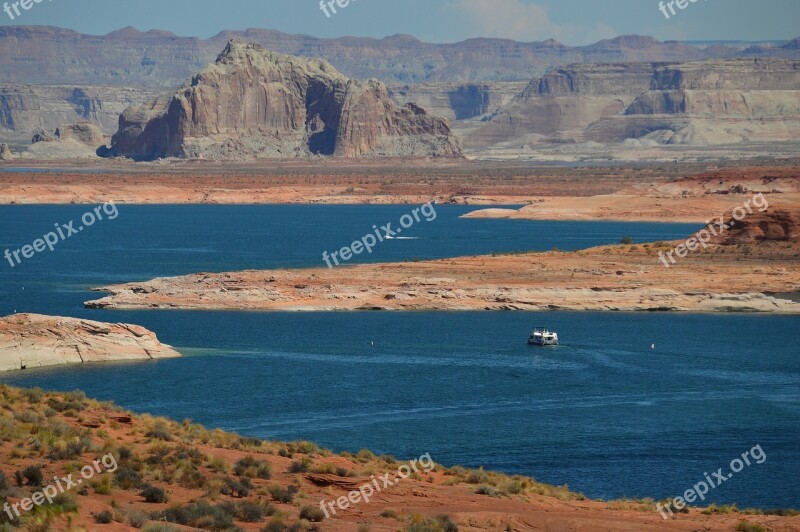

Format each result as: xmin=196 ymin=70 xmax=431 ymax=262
xmin=109 ymin=42 xmax=462 ymax=160
xmin=0 ymin=314 xmax=181 ymax=371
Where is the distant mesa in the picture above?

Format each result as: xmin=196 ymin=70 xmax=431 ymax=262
xmin=106 ymin=42 xmax=463 ymax=161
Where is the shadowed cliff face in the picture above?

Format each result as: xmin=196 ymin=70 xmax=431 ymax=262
xmin=109 ymin=42 xmax=462 ymax=160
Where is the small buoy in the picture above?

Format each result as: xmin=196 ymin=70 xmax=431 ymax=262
xmin=651 ymin=344 xmax=656 ymax=349
xmin=371 ymin=341 xmax=374 ymax=346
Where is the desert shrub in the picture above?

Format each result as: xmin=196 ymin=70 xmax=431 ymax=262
xmin=93 ymin=476 xmax=114 ymax=495
xmin=19 ymin=465 xmax=43 ymax=486
xmin=142 ymin=525 xmax=176 ymax=532
xmin=49 ymin=435 xmax=92 ymax=460
xmin=310 ymin=463 xmax=336 ymax=475
xmin=356 ymin=449 xmax=376 ymax=462
xmin=735 ymin=522 xmax=766 ymax=532
xmin=465 ymin=468 xmax=489 ymax=484
xmin=174 ymin=462 xmax=206 ymax=489
xmin=295 ymin=441 xmax=320 ymax=455
xmin=263 ymin=516 xmax=285 ymax=532
xmin=381 ymin=509 xmax=399 ymax=519
xmin=47 ymin=397 xmax=85 ymax=413
xmin=221 ymin=476 xmax=252 ymax=498
xmin=288 ymin=457 xmax=311 ymax=473
xmin=236 ymin=500 xmax=270 ymax=522
xmin=145 ymin=422 xmax=172 ymax=441
xmin=0 ymin=471 xmax=8 ymax=493
xmin=114 ymin=467 xmax=143 ymax=489
xmin=702 ymin=503 xmax=737 ymax=515
xmin=208 ymin=456 xmax=229 ymax=473
xmin=268 ymin=484 xmax=298 ymax=504
xmin=406 ymin=514 xmax=459 ymax=532
xmin=234 ymin=456 xmax=272 ymax=479
xmin=619 ymin=236 xmax=633 ymax=245
xmin=126 ymin=508 xmax=149 ymax=528
xmin=22 ymin=388 xmax=45 ymax=403
xmin=476 ymin=484 xmax=500 ymax=497
xmin=117 ymin=446 xmax=133 ymax=461
xmin=763 ymin=508 xmax=800 ymax=516
xmin=239 ymin=436 xmax=263 ymax=448
xmin=140 ymin=484 xmax=167 ymax=503
xmin=95 ymin=509 xmax=114 ymax=524
xmin=157 ymin=501 xmax=234 ymax=531
xmin=300 ymin=505 xmax=326 ymax=522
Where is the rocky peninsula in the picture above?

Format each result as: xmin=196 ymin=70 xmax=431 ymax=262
xmin=0 ymin=314 xmax=181 ymax=372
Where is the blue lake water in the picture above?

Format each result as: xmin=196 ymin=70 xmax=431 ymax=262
xmin=1 ymin=205 xmax=798 ymax=509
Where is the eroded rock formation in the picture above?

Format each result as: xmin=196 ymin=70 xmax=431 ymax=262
xmin=109 ymin=42 xmax=462 ymax=160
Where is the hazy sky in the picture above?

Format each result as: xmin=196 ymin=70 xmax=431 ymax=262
xmin=2 ymin=0 xmax=798 ymax=45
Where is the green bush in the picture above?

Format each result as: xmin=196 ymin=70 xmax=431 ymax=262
xmin=19 ymin=465 xmax=43 ymax=487
xmin=221 ymin=476 xmax=252 ymax=498
xmin=288 ymin=457 xmax=311 ymax=473
xmin=114 ymin=467 xmax=143 ymax=489
xmin=145 ymin=422 xmax=172 ymax=441
xmin=157 ymin=501 xmax=234 ymax=531
xmin=268 ymin=484 xmax=297 ymax=504
xmin=140 ymin=484 xmax=167 ymax=504
xmin=300 ymin=505 xmax=326 ymax=522
xmin=126 ymin=508 xmax=149 ymax=528
xmin=735 ymin=522 xmax=766 ymax=532
xmin=94 ymin=509 xmax=114 ymax=524
xmin=407 ymin=514 xmax=459 ymax=532
xmin=234 ymin=456 xmax=272 ymax=479
xmin=476 ymin=484 xmax=500 ymax=497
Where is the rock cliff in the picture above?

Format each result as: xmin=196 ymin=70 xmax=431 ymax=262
xmin=0 ymin=84 xmax=159 ymax=144
xmin=467 ymin=58 xmax=800 ymax=150
xmin=0 ymin=314 xmax=181 ymax=372
xmin=109 ymin=42 xmax=461 ymax=160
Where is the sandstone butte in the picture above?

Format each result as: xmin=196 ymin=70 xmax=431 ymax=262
xmin=84 ymin=209 xmax=800 ymax=314
xmin=0 ymin=313 xmax=181 ymax=372
xmin=0 ymin=385 xmax=798 ymax=531
xmin=107 ymin=41 xmax=463 ymax=161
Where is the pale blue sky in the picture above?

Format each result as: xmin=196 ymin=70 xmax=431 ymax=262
xmin=1 ymin=0 xmax=798 ymax=44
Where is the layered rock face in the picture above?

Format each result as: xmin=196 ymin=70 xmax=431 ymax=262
xmin=467 ymin=58 xmax=800 ymax=149
xmin=110 ymin=42 xmax=461 ymax=160
xmin=0 ymin=314 xmax=181 ymax=372
xmin=0 ymin=84 xmax=160 ymax=144
xmin=389 ymin=82 xmax=527 ymax=122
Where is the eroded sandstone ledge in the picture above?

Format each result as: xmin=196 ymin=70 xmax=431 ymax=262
xmin=0 ymin=314 xmax=181 ymax=371
xmin=85 ymin=239 xmax=800 ymax=314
